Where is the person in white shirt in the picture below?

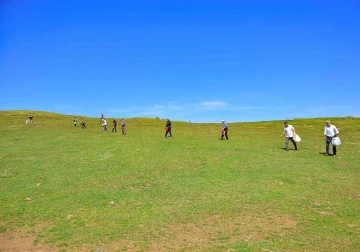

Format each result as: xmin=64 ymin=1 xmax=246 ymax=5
xmin=280 ymin=121 xmax=298 ymax=151
xmin=324 ymin=120 xmax=339 ymax=156
xmin=103 ymin=118 xmax=107 ymax=131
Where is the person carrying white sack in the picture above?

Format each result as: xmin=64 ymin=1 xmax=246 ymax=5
xmin=324 ymin=120 xmax=339 ymax=156
xmin=280 ymin=121 xmax=298 ymax=151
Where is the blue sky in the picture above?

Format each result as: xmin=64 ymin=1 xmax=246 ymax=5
xmin=1 ymin=1 xmax=359 ymax=122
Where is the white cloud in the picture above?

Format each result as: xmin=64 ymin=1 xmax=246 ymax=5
xmin=283 ymin=104 xmax=360 ymax=120
xmin=56 ymin=104 xmax=79 ymax=110
xmin=199 ymin=101 xmax=229 ymax=110
xmin=229 ymin=106 xmax=267 ymax=111
xmin=103 ymin=100 xmax=360 ymax=122
xmin=110 ymin=101 xmax=269 ymax=119
xmin=107 ymin=108 xmax=128 ymax=113
xmin=154 ymin=104 xmax=183 ymax=111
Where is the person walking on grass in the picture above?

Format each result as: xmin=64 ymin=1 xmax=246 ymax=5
xmin=112 ymin=119 xmax=117 ymax=132
xmin=280 ymin=121 xmax=297 ymax=151
xmin=81 ymin=118 xmax=86 ymax=129
xmin=102 ymin=118 xmax=107 ymax=131
xmin=324 ymin=120 xmax=339 ymax=156
xmin=165 ymin=118 xmax=172 ymax=138
xmin=120 ymin=119 xmax=126 ymax=135
xmin=73 ymin=118 xmax=77 ymax=127
xmin=28 ymin=114 xmax=33 ymax=125
xmin=219 ymin=120 xmax=228 ymax=140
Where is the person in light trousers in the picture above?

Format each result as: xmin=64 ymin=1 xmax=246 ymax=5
xmin=324 ymin=120 xmax=339 ymax=156
xmin=280 ymin=121 xmax=298 ymax=151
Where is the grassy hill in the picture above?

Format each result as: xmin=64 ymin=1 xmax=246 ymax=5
xmin=1 ymin=110 xmax=360 ymax=251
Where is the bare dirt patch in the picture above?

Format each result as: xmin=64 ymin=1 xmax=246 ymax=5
xmin=314 ymin=210 xmax=335 ymax=215
xmin=0 ymin=213 xmax=298 ymax=251
xmin=69 ymin=213 xmax=299 ymax=251
xmin=0 ymin=229 xmax=60 ymax=252
xmin=140 ymin=213 xmax=298 ymax=251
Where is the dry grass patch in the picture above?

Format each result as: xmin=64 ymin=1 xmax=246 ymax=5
xmin=0 ymin=229 xmax=63 ymax=252
xmin=133 ymin=213 xmax=298 ymax=251
xmin=58 ymin=213 xmax=298 ymax=251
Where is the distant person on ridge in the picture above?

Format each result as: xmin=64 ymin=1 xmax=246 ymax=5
xmin=28 ymin=114 xmax=33 ymax=125
xmin=100 ymin=114 xmax=104 ymax=123
xmin=219 ymin=120 xmax=229 ymax=140
xmin=112 ymin=119 xmax=117 ymax=132
xmin=73 ymin=118 xmax=77 ymax=127
xmin=120 ymin=119 xmax=126 ymax=135
xmin=81 ymin=118 xmax=86 ymax=129
xmin=280 ymin=121 xmax=297 ymax=151
xmin=165 ymin=119 xmax=172 ymax=138
xmin=102 ymin=118 xmax=107 ymax=131
xmin=324 ymin=120 xmax=339 ymax=156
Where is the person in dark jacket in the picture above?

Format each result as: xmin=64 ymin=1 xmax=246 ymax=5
xmin=165 ymin=119 xmax=172 ymax=138
xmin=112 ymin=119 xmax=117 ymax=132
xmin=220 ymin=120 xmax=228 ymax=140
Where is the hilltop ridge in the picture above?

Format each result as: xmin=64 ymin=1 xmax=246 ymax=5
xmin=1 ymin=109 xmax=358 ymax=124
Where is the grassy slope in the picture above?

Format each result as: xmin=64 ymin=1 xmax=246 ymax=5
xmin=0 ymin=110 xmax=359 ymax=251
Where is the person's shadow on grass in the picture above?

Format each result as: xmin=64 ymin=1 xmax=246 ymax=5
xmin=279 ymin=148 xmax=297 ymax=151
xmin=319 ymin=152 xmax=334 ymax=156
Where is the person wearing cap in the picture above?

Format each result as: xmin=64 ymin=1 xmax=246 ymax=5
xmin=220 ymin=120 xmax=228 ymax=140
xmin=324 ymin=120 xmax=339 ymax=156
xmin=280 ymin=121 xmax=298 ymax=151
xmin=165 ymin=118 xmax=172 ymax=138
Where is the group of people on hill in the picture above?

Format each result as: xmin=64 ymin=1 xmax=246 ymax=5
xmin=99 ymin=114 xmax=126 ymax=134
xmin=26 ymin=113 xmax=340 ymax=156
xmin=165 ymin=118 xmax=340 ymax=157
xmin=73 ymin=118 xmax=86 ymax=129
xmin=109 ymin=118 xmax=126 ymax=134
xmin=70 ymin=115 xmax=127 ymax=134
xmin=165 ymin=119 xmax=229 ymax=141
xmin=280 ymin=120 xmax=340 ymax=156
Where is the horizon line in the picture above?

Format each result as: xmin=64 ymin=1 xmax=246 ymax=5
xmin=1 ymin=109 xmax=358 ymax=124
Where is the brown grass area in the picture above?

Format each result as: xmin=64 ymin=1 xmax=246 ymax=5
xmin=101 ymin=213 xmax=298 ymax=251
xmin=0 ymin=229 xmax=60 ymax=252
xmin=351 ymin=195 xmax=360 ymax=200
xmin=150 ymin=213 xmax=297 ymax=251
xmin=1 ymin=213 xmax=297 ymax=251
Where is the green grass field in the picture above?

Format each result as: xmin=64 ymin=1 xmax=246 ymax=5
xmin=1 ymin=110 xmax=360 ymax=251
